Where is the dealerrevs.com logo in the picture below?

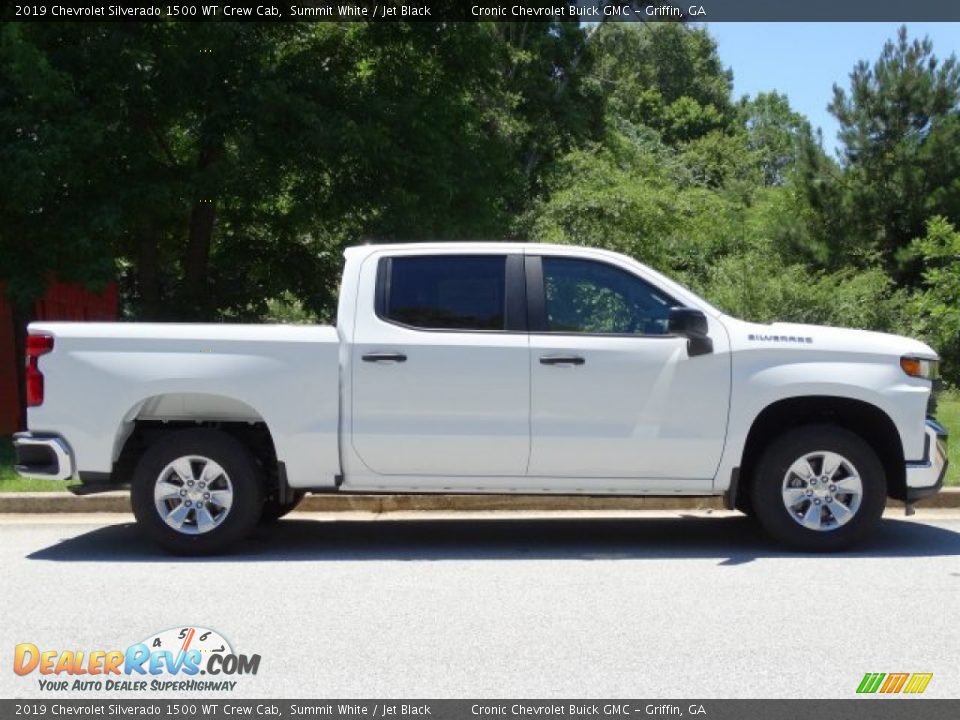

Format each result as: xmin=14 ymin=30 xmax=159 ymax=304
xmin=856 ymin=672 xmax=933 ymax=694
xmin=13 ymin=626 xmax=260 ymax=693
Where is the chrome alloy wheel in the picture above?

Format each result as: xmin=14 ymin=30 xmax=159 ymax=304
xmin=781 ymin=451 xmax=863 ymax=532
xmin=153 ymin=456 xmax=233 ymax=535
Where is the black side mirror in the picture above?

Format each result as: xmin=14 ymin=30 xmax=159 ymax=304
xmin=668 ymin=307 xmax=713 ymax=357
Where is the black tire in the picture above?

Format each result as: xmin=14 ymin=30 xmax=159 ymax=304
xmin=131 ymin=428 xmax=264 ymax=555
xmin=260 ymin=491 xmax=306 ymax=524
xmin=751 ymin=424 xmax=886 ymax=551
xmin=734 ymin=484 xmax=754 ymax=517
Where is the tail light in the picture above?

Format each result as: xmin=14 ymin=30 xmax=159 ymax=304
xmin=25 ymin=333 xmax=54 ymax=407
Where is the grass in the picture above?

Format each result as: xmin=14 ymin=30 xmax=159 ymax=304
xmin=936 ymin=391 xmax=960 ymax=486
xmin=2 ymin=398 xmax=960 ymax=492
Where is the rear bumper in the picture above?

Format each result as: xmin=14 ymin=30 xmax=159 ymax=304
xmin=12 ymin=432 xmax=76 ymax=481
xmin=905 ymin=420 xmax=948 ymax=502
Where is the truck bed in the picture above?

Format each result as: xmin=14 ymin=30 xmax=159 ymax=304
xmin=26 ymin=322 xmax=342 ymax=489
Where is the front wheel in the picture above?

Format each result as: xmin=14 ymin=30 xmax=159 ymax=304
xmin=751 ymin=424 xmax=887 ymax=551
xmin=131 ymin=429 xmax=264 ymax=555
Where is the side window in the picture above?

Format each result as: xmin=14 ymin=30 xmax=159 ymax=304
xmin=382 ymin=255 xmax=507 ymax=331
xmin=541 ymin=257 xmax=675 ymax=335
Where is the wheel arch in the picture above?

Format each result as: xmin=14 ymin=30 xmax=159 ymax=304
xmin=110 ymin=393 xmax=280 ymax=493
xmin=737 ymin=395 xmax=906 ymax=510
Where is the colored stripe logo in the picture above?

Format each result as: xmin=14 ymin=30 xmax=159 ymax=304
xmin=857 ymin=672 xmax=933 ymax=694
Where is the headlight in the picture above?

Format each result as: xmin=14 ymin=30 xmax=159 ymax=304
xmin=901 ymin=356 xmax=939 ymax=380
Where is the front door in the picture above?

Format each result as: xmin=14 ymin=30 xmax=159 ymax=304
xmin=527 ymin=254 xmax=730 ymax=482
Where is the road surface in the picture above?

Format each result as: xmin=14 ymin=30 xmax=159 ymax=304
xmin=2 ymin=509 xmax=958 ymax=698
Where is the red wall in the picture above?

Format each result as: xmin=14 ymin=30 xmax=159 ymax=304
xmin=0 ymin=281 xmax=118 ymax=435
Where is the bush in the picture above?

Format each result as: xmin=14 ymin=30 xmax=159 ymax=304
xmin=699 ymin=250 xmax=905 ymax=332
xmin=905 ymin=217 xmax=960 ymax=383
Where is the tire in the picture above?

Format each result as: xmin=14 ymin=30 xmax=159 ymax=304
xmin=750 ymin=424 xmax=887 ymax=551
xmin=131 ymin=428 xmax=264 ymax=555
xmin=734 ymin=484 xmax=754 ymax=517
xmin=260 ymin=490 xmax=306 ymax=524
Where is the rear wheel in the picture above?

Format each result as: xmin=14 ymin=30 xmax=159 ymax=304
xmin=751 ymin=424 xmax=886 ymax=551
xmin=131 ymin=429 xmax=264 ymax=555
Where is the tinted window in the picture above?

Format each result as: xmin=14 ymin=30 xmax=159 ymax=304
xmin=542 ymin=257 xmax=675 ymax=335
xmin=384 ymin=256 xmax=506 ymax=330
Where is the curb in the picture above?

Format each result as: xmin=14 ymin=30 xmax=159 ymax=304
xmin=1 ymin=488 xmax=958 ymax=514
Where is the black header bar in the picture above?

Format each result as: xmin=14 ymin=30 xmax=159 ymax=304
xmin=4 ymin=0 xmax=960 ymax=23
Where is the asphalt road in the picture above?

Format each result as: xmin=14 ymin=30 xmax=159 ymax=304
xmin=2 ymin=509 xmax=959 ymax=699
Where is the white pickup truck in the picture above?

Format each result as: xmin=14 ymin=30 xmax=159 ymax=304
xmin=14 ymin=243 xmax=947 ymax=554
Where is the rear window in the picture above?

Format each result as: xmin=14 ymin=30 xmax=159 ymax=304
xmin=381 ymin=255 xmax=507 ymax=331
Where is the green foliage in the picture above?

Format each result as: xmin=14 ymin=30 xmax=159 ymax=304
xmin=934 ymin=392 xmax=960 ymax=484
xmin=0 ymin=24 xmax=118 ymax=308
xmin=906 ymin=217 xmax=960 ymax=380
xmin=739 ymin=91 xmax=816 ymax=187
xmin=0 ymin=21 xmax=602 ymax=322
xmin=827 ymin=26 xmax=960 ymax=276
xmin=263 ymin=292 xmax=324 ymax=325
xmin=527 ymin=141 xmax=677 ymax=268
xmin=3 ymin=20 xmax=960 ymax=386
xmin=586 ymin=23 xmax=734 ymax=145
xmin=701 ymin=250 xmax=904 ymax=332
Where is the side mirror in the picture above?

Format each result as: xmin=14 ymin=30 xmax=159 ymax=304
xmin=668 ymin=307 xmax=713 ymax=357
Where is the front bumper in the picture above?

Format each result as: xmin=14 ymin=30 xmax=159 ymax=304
xmin=905 ymin=419 xmax=948 ymax=501
xmin=12 ymin=432 xmax=76 ymax=481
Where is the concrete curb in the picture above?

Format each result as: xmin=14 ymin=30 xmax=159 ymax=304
xmin=1 ymin=488 xmax=958 ymax=514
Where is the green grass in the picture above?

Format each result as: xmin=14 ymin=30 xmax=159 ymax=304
xmin=0 ymin=436 xmax=71 ymax=492
xmin=2 ymin=399 xmax=960 ymax=492
xmin=936 ymin=392 xmax=960 ymax=486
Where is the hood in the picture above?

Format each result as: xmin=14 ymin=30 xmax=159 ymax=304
xmin=721 ymin=316 xmax=938 ymax=359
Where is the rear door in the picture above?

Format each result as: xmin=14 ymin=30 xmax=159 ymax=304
xmin=350 ymin=252 xmax=530 ymax=477
xmin=526 ymin=253 xmax=730 ymax=482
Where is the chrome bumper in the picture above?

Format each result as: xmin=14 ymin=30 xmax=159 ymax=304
xmin=12 ymin=432 xmax=76 ymax=481
xmin=905 ymin=420 xmax=948 ymax=501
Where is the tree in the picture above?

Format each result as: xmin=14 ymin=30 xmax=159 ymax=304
xmin=526 ymin=140 xmax=679 ymax=267
xmin=0 ymin=24 xmax=120 ymax=306
xmin=2 ymin=22 xmax=603 ymax=328
xmin=5 ymin=19 xmax=957 ymax=389
xmin=493 ymin=21 xmax=605 ymax=194
xmin=0 ymin=24 xmax=120 ymax=421
xmin=739 ymin=91 xmax=815 ymax=187
xmin=829 ymin=26 xmax=960 ymax=278
xmin=585 ymin=23 xmax=734 ymax=145
xmin=907 ymin=217 xmax=960 ymax=382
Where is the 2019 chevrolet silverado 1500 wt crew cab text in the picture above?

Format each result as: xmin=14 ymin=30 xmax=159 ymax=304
xmin=13 ymin=243 xmax=948 ymax=554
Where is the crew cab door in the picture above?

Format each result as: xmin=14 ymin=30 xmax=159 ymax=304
xmin=349 ymin=252 xmax=530 ymax=477
xmin=526 ymin=253 xmax=730 ymax=482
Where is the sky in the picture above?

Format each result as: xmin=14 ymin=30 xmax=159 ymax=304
xmin=705 ymin=22 xmax=960 ymax=157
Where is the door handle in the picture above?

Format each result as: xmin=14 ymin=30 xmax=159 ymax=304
xmin=539 ymin=354 xmax=585 ymax=366
xmin=362 ymin=352 xmax=407 ymax=363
